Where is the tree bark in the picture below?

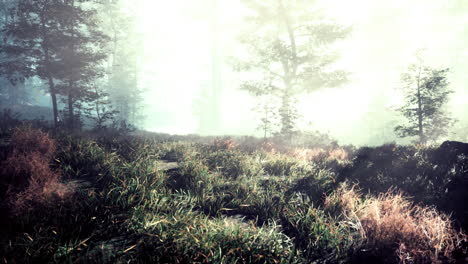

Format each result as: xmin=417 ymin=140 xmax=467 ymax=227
xmin=68 ymin=87 xmax=74 ymax=130
xmin=41 ymin=3 xmax=59 ymax=128
xmin=48 ymin=75 xmax=59 ymax=128
xmin=416 ymin=66 xmax=424 ymax=143
xmin=67 ymin=0 xmax=76 ymax=130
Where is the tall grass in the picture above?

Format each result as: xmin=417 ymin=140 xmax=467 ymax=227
xmin=1 ymin=127 xmax=467 ymax=263
xmin=325 ymin=183 xmax=468 ymax=263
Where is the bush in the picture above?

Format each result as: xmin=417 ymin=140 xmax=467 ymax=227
xmin=11 ymin=125 xmax=56 ymax=157
xmin=1 ymin=126 xmax=69 ymax=216
xmin=325 ymin=184 xmax=468 ymax=264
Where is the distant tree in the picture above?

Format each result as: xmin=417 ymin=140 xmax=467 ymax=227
xmin=395 ymin=59 xmax=455 ymax=144
xmin=100 ymin=0 xmax=144 ymax=127
xmin=0 ymin=0 xmax=30 ymax=107
xmin=254 ymin=95 xmax=278 ymax=139
xmin=84 ymin=84 xmax=118 ymax=130
xmin=235 ymin=0 xmax=349 ymax=139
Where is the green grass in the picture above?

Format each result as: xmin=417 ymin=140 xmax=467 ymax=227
xmin=0 ymin=128 xmax=466 ymax=263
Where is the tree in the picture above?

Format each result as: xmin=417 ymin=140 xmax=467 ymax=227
xmin=53 ymin=0 xmax=109 ymax=130
xmin=235 ymin=0 xmax=349 ymax=139
xmin=0 ymin=0 xmax=109 ymax=129
xmin=1 ymin=0 xmax=66 ymax=127
xmin=100 ymin=0 xmax=144 ymax=127
xmin=0 ymin=0 xmax=31 ymax=107
xmin=254 ymin=95 xmax=278 ymax=139
xmin=395 ymin=59 xmax=455 ymax=144
xmin=84 ymin=84 xmax=118 ymax=130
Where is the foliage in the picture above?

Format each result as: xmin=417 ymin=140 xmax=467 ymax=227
xmin=1 ymin=127 xmax=467 ymax=263
xmin=236 ymin=0 xmax=349 ymax=137
xmin=395 ymin=56 xmax=455 ymax=143
xmin=0 ymin=0 xmax=110 ymax=128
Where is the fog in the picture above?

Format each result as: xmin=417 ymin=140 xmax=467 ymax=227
xmin=124 ymin=0 xmax=467 ymax=145
xmin=3 ymin=0 xmax=465 ymax=145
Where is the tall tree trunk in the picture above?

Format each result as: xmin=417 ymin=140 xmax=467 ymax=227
xmin=41 ymin=3 xmax=59 ymax=128
xmin=416 ymin=67 xmax=424 ymax=143
xmin=94 ymin=87 xmax=102 ymax=129
xmin=68 ymin=0 xmax=75 ymax=130
xmin=48 ymin=76 xmax=59 ymax=128
xmin=45 ymin=55 xmax=59 ymax=128
xmin=278 ymin=0 xmax=298 ymax=139
xmin=68 ymin=87 xmax=74 ymax=130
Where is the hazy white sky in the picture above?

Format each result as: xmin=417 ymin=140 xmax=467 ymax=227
xmin=133 ymin=0 xmax=468 ymax=145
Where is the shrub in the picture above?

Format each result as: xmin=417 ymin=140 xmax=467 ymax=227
xmin=11 ymin=125 xmax=56 ymax=158
xmin=1 ymin=126 xmax=69 ymax=216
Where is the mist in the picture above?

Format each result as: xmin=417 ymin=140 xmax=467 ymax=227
xmin=1 ymin=0 xmax=467 ymax=145
xmin=125 ymin=0 xmax=467 ymax=145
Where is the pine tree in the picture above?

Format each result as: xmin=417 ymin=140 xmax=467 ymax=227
xmin=0 ymin=0 xmax=109 ymax=128
xmin=0 ymin=0 xmax=31 ymax=107
xmin=395 ymin=59 xmax=455 ymax=143
xmin=53 ymin=0 xmax=109 ymax=129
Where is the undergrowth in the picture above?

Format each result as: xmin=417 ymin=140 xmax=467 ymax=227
xmin=0 ymin=127 xmax=466 ymax=263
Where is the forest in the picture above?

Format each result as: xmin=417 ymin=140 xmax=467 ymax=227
xmin=0 ymin=0 xmax=468 ymax=263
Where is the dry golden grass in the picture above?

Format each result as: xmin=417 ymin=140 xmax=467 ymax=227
xmin=213 ymin=137 xmax=237 ymax=151
xmin=287 ymin=147 xmax=349 ymax=163
xmin=11 ymin=125 xmax=56 ymax=158
xmin=288 ymin=147 xmax=326 ymax=161
xmin=328 ymin=148 xmax=349 ymax=161
xmin=326 ymin=183 xmax=467 ymax=263
xmin=1 ymin=126 xmax=71 ymax=216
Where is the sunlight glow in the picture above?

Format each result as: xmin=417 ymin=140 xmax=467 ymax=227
xmin=130 ymin=0 xmax=467 ymax=144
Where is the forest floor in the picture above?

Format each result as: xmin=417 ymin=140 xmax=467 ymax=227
xmin=1 ymin=126 xmax=468 ymax=263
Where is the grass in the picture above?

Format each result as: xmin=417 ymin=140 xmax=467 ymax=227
xmin=0 ymin=126 xmax=467 ymax=263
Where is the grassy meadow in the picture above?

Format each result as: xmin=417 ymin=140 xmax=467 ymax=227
xmin=0 ymin=126 xmax=467 ymax=263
